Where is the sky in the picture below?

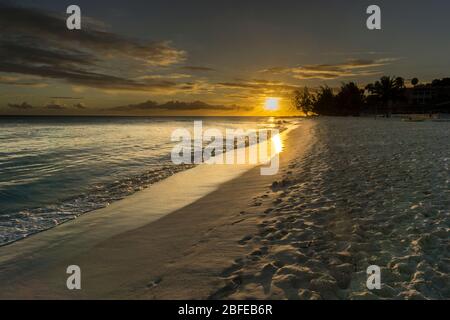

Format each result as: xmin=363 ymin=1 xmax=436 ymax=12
xmin=1 ymin=0 xmax=450 ymax=116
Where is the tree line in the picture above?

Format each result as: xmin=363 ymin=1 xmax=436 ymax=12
xmin=292 ymin=76 xmax=450 ymax=116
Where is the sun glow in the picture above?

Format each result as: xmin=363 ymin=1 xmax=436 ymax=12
xmin=272 ymin=134 xmax=283 ymax=154
xmin=264 ymin=97 xmax=280 ymax=111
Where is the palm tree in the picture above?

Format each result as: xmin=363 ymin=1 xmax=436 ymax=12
xmin=365 ymin=76 xmax=405 ymax=117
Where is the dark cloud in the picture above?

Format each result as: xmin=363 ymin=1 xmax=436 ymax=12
xmin=0 ymin=42 xmax=95 ymax=67
xmin=258 ymin=67 xmax=290 ymax=74
xmin=108 ymin=100 xmax=159 ymax=111
xmin=217 ymin=79 xmax=298 ymax=92
xmin=159 ymin=101 xmax=250 ymax=111
xmin=50 ymin=96 xmax=83 ymax=100
xmin=0 ymin=5 xmax=185 ymax=66
xmin=108 ymin=100 xmax=252 ymax=112
xmin=0 ymin=51 xmax=185 ymax=91
xmin=46 ymin=104 xmax=66 ymax=110
xmin=73 ymin=103 xmax=87 ymax=109
xmin=8 ymin=102 xmax=33 ymax=109
xmin=5 ymin=101 xmax=85 ymax=111
xmin=0 ymin=5 xmax=186 ymax=92
xmin=5 ymin=99 xmax=252 ymax=114
xmin=0 ymin=75 xmax=46 ymax=87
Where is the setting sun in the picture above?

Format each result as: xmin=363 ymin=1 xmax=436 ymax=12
xmin=264 ymin=97 xmax=281 ymax=111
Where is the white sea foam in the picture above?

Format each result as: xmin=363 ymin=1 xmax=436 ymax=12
xmin=0 ymin=116 xmax=288 ymax=246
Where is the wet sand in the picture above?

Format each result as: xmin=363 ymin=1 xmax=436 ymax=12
xmin=0 ymin=120 xmax=312 ymax=299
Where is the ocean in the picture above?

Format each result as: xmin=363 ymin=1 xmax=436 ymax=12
xmin=0 ymin=116 xmax=280 ymax=245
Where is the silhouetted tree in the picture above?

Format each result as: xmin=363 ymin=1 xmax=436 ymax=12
xmin=335 ymin=82 xmax=365 ymax=116
xmin=312 ymin=86 xmax=335 ymax=115
xmin=411 ymin=78 xmax=419 ymax=86
xmin=365 ymin=76 xmax=405 ymax=117
xmin=431 ymin=77 xmax=450 ymax=87
xmin=293 ymin=87 xmax=314 ymax=116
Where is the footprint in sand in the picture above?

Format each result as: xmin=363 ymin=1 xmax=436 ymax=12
xmin=238 ymin=234 xmax=253 ymax=245
xmin=147 ymin=277 xmax=162 ymax=288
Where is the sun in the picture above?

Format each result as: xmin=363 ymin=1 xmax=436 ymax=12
xmin=264 ymin=97 xmax=280 ymax=111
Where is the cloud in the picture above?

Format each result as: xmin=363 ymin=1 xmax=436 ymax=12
xmin=0 ymin=75 xmax=47 ymax=87
xmin=0 ymin=5 xmax=185 ymax=66
xmin=8 ymin=102 xmax=33 ymax=109
xmin=108 ymin=100 xmax=252 ymax=112
xmin=320 ymin=51 xmax=393 ymax=56
xmin=217 ymin=79 xmax=298 ymax=95
xmin=180 ymin=66 xmax=215 ymax=72
xmin=258 ymin=67 xmax=291 ymax=74
xmin=5 ymin=101 xmax=85 ymax=111
xmin=46 ymin=103 xmax=66 ymax=110
xmin=158 ymin=101 xmax=250 ymax=111
xmin=261 ymin=58 xmax=397 ymax=80
xmin=50 ymin=96 xmax=83 ymax=100
xmin=0 ymin=4 xmax=186 ymax=92
xmin=136 ymin=73 xmax=192 ymax=80
xmin=73 ymin=103 xmax=87 ymax=109
xmin=4 ymin=99 xmax=252 ymax=114
xmin=108 ymin=100 xmax=159 ymax=111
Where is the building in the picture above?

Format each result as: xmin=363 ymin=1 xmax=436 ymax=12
xmin=400 ymin=84 xmax=450 ymax=114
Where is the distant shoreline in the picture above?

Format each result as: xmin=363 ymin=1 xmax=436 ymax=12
xmin=0 ymin=114 xmax=302 ymax=118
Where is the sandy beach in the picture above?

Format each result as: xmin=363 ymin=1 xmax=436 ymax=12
xmin=212 ymin=118 xmax=449 ymax=300
xmin=0 ymin=120 xmax=310 ymax=299
xmin=3 ymin=0 xmax=450 ymax=305
xmin=0 ymin=118 xmax=448 ymax=300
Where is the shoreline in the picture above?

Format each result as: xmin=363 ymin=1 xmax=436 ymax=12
xmin=0 ymin=117 xmax=291 ymax=247
xmin=0 ymin=121 xmax=312 ymax=299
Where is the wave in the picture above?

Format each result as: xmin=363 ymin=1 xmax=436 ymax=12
xmin=0 ymin=163 xmax=194 ymax=246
